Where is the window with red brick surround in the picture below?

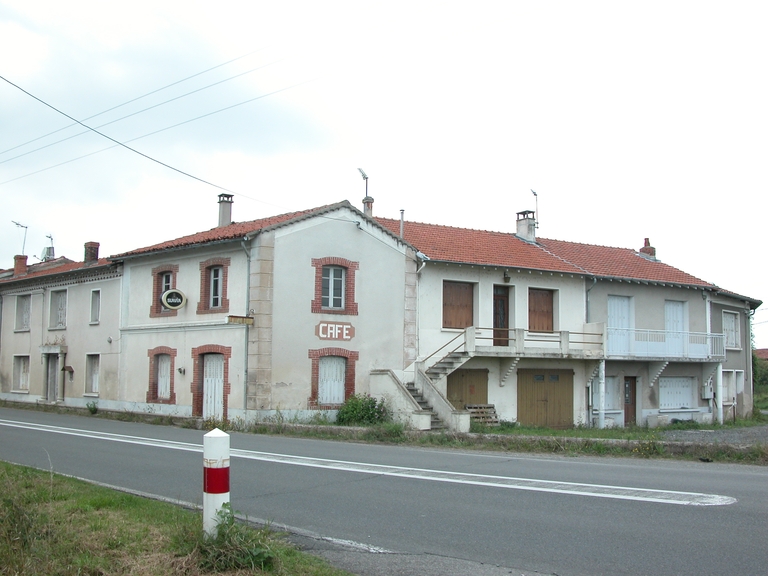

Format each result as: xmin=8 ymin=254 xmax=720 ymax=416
xmin=311 ymin=257 xmax=359 ymax=315
xmin=150 ymin=265 xmax=179 ymax=318
xmin=146 ymin=346 xmax=177 ymax=404
xmin=198 ymin=257 xmax=230 ymax=314
xmin=308 ymin=347 xmax=359 ymax=408
xmin=190 ymin=345 xmax=232 ymax=419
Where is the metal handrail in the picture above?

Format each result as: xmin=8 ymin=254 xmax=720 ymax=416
xmin=421 ymin=330 xmax=466 ymax=370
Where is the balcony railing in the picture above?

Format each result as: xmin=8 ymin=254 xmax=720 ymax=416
xmin=606 ymin=328 xmax=724 ymax=360
xmin=473 ymin=326 xmax=604 ymax=356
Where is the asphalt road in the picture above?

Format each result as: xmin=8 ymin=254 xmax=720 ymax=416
xmin=1 ymin=406 xmax=767 ymax=576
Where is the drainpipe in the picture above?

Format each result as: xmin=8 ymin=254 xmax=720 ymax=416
xmin=716 ymin=363 xmax=723 ymax=424
xmin=241 ymin=238 xmax=252 ymax=412
xmin=598 ymin=359 xmax=606 ymax=429
xmin=586 ymin=277 xmax=597 ymax=323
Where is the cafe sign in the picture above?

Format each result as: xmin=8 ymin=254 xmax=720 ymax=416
xmin=315 ymin=321 xmax=355 ymax=341
xmin=161 ymin=289 xmax=187 ymax=310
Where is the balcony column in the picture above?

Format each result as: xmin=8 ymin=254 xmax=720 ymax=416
xmin=464 ymin=326 xmax=476 ymax=354
xmin=716 ymin=363 xmax=723 ymax=424
xmin=598 ymin=360 xmax=606 ymax=429
xmin=57 ymin=351 xmax=66 ymax=402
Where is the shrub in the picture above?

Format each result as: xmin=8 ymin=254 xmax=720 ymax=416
xmin=336 ymin=394 xmax=390 ymax=426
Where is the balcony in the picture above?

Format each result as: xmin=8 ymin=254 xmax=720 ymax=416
xmin=606 ymin=328 xmax=724 ymax=360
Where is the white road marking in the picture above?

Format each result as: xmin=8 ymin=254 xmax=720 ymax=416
xmin=0 ymin=418 xmax=736 ymax=506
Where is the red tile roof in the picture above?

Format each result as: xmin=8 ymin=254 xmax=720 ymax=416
xmin=375 ymin=218 xmax=585 ymax=274
xmin=756 ymin=349 xmax=768 ymax=361
xmin=111 ymin=203 xmax=343 ymax=258
xmin=0 ymin=257 xmax=112 ymax=285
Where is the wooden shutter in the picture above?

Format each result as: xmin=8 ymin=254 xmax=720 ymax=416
xmin=528 ymin=289 xmax=553 ymax=332
xmin=443 ymin=281 xmax=473 ymax=328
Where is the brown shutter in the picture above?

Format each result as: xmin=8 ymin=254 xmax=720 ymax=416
xmin=528 ymin=289 xmax=553 ymax=332
xmin=443 ymin=281 xmax=474 ymax=328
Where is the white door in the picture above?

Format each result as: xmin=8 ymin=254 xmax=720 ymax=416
xmin=318 ymin=356 xmax=346 ymax=404
xmin=203 ymin=354 xmax=224 ymax=419
xmin=607 ymin=296 xmax=631 ymax=355
xmin=665 ymin=301 xmax=685 ymax=356
xmin=157 ymin=354 xmax=171 ymax=399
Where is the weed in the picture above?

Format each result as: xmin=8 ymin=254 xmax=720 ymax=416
xmin=195 ymin=504 xmax=275 ymax=571
xmin=337 ymin=394 xmax=390 ymax=426
xmin=85 ymin=401 xmax=98 ymax=415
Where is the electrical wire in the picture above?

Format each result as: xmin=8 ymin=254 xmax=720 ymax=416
xmin=0 ymin=58 xmax=285 ymax=166
xmin=0 ymin=49 xmax=265 ymax=156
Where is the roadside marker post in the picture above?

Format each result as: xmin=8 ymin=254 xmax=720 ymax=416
xmin=203 ymin=428 xmax=230 ymax=536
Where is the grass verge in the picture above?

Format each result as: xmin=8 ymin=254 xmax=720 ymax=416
xmin=0 ymin=462 xmax=353 ymax=576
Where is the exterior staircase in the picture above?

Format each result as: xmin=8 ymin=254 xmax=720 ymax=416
xmin=425 ymin=351 xmax=471 ymax=383
xmin=405 ymin=382 xmax=446 ymax=430
xmin=465 ymin=404 xmax=499 ymax=426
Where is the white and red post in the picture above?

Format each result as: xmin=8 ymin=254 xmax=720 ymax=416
xmin=203 ymin=428 xmax=230 ymax=536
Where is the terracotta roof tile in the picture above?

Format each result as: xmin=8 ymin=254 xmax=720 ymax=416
xmin=111 ymin=203 xmax=343 ymax=258
xmin=0 ymin=257 xmax=112 ymax=285
xmin=756 ymin=349 xmax=768 ymax=360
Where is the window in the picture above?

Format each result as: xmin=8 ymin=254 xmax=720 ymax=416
xmin=322 ymin=266 xmax=344 ymax=309
xmin=443 ymin=281 xmax=473 ymax=328
xmin=85 ymin=354 xmax=99 ymax=394
xmin=49 ymin=290 xmax=67 ymax=329
xmin=13 ymin=356 xmax=30 ymax=391
xmin=723 ymin=311 xmax=740 ymax=349
xmin=528 ymin=288 xmax=554 ymax=332
xmin=198 ymin=258 xmax=230 ymax=314
xmin=311 ymin=257 xmax=359 ymax=315
xmin=592 ymin=376 xmax=619 ymax=410
xmin=659 ymin=377 xmax=695 ymax=410
xmin=90 ymin=290 xmax=101 ymax=324
xmin=150 ymin=265 xmax=179 ymax=317
xmin=721 ymin=370 xmax=744 ymax=404
xmin=156 ymin=354 xmax=171 ymax=399
xmin=15 ymin=295 xmax=31 ymax=331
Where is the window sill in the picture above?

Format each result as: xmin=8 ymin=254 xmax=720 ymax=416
xmin=659 ymin=408 xmax=701 ymax=413
xmin=724 ymin=347 xmax=742 ymax=352
xmin=14 ymin=328 xmax=30 ymax=333
xmin=48 ymin=327 xmax=66 ymax=331
xmin=591 ymin=409 xmax=622 ymax=414
xmin=11 ymin=389 xmax=29 ymax=394
xmin=83 ymin=393 xmax=99 ymax=398
xmin=89 ymin=321 xmax=100 ymax=326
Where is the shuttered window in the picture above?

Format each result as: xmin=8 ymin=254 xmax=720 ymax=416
xmin=15 ymin=295 xmax=31 ymax=331
xmin=85 ymin=354 xmax=100 ymax=394
xmin=659 ymin=377 xmax=694 ymax=410
xmin=722 ymin=311 xmax=740 ymax=349
xmin=528 ymin=288 xmax=554 ymax=332
xmin=443 ymin=281 xmax=474 ymax=328
xmin=13 ymin=356 xmax=30 ymax=391
xmin=156 ymin=354 xmax=171 ymax=399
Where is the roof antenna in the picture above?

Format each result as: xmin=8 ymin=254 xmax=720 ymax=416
xmin=531 ymin=189 xmax=539 ymax=230
xmin=12 ymin=221 xmax=28 ymax=255
xmin=358 ymin=168 xmax=368 ymax=196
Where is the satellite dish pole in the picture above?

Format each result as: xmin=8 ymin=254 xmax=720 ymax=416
xmin=12 ymin=221 xmax=28 ymax=255
xmin=358 ymin=168 xmax=368 ymax=196
xmin=359 ymin=168 xmax=373 ymax=217
xmin=531 ymin=189 xmax=539 ymax=230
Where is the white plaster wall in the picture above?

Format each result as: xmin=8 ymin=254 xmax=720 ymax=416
xmin=269 ymin=213 xmax=409 ymax=409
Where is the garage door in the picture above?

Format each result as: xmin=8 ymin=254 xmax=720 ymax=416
xmin=517 ymin=369 xmax=573 ymax=429
xmin=447 ymin=369 xmax=488 ymax=410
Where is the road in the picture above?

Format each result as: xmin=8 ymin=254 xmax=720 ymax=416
xmin=1 ymin=406 xmax=767 ymax=576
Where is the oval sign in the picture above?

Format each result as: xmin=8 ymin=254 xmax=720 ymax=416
xmin=162 ymin=289 xmax=187 ymax=309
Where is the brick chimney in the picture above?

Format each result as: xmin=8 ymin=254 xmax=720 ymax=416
xmin=218 ymin=193 xmax=234 ymax=227
xmin=13 ymin=255 xmax=28 ymax=276
xmin=639 ymin=238 xmax=656 ymax=259
xmin=515 ymin=210 xmax=537 ymax=242
xmin=362 ymin=195 xmax=374 ymax=217
xmin=84 ymin=242 xmax=100 ymax=264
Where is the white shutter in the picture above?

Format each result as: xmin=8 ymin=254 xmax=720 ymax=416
xmin=318 ymin=356 xmax=346 ymax=404
xmin=203 ymin=354 xmax=224 ymax=419
xmin=659 ymin=377 xmax=694 ymax=410
xmin=157 ymin=354 xmax=171 ymax=399
xmin=607 ymin=296 xmax=631 ymax=355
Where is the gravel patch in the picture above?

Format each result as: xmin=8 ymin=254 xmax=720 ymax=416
xmin=659 ymin=423 xmax=768 ymax=446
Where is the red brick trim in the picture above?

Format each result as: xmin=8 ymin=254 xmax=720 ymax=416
xmin=190 ymin=345 xmax=232 ymax=419
xmin=146 ymin=346 xmax=177 ymax=404
xmin=197 ymin=257 xmax=231 ymax=314
xmin=310 ymin=257 xmax=359 ymax=315
xmin=307 ymin=347 xmax=359 ymax=408
xmin=150 ymin=265 xmax=179 ymax=318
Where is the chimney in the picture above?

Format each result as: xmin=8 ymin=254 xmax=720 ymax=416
xmin=362 ymin=195 xmax=374 ymax=217
xmin=515 ymin=210 xmax=537 ymax=242
xmin=639 ymin=238 xmax=656 ymax=259
xmin=84 ymin=241 xmax=100 ymax=264
xmin=13 ymin=255 xmax=28 ymax=276
xmin=218 ymin=193 xmax=234 ymax=227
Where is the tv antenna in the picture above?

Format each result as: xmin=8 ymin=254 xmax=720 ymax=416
xmin=531 ymin=189 xmax=539 ymax=229
xmin=11 ymin=221 xmax=27 ymax=255
xmin=358 ymin=168 xmax=369 ymax=196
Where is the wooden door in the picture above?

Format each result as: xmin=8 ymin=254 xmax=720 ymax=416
xmin=624 ymin=377 xmax=636 ymax=425
xmin=203 ymin=354 xmax=224 ymax=420
xmin=493 ymin=286 xmax=509 ymax=346
xmin=517 ymin=369 xmax=573 ymax=429
xmin=447 ymin=369 xmax=488 ymax=409
xmin=528 ymin=289 xmax=553 ymax=332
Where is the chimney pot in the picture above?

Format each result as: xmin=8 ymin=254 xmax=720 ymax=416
xmin=639 ymin=238 xmax=656 ymax=259
xmin=84 ymin=242 xmax=100 ymax=264
xmin=362 ymin=195 xmax=374 ymax=217
xmin=515 ymin=210 xmax=537 ymax=242
xmin=13 ymin=255 xmax=28 ymax=276
xmin=218 ymin=193 xmax=234 ymax=227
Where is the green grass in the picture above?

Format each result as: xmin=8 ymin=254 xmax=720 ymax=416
xmin=0 ymin=462 xmax=354 ymax=576
xmin=754 ymin=385 xmax=768 ymax=412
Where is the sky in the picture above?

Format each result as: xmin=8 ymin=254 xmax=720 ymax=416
xmin=1 ymin=1 xmax=766 ymax=346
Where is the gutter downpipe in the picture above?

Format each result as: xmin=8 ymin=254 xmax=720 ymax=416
xmin=586 ymin=277 xmax=597 ymax=323
xmin=716 ymin=363 xmax=723 ymax=424
xmin=598 ymin=359 xmax=606 ymax=429
xmin=241 ymin=238 xmax=252 ymax=412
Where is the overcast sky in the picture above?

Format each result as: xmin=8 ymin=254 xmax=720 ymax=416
xmin=1 ymin=1 xmax=766 ymax=346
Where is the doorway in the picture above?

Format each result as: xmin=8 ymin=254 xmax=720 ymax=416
xmin=493 ymin=286 xmax=509 ymax=346
xmin=624 ymin=377 xmax=637 ymax=425
xmin=517 ymin=369 xmax=574 ymax=429
xmin=447 ymin=369 xmax=489 ymax=409
xmin=203 ymin=354 xmax=224 ymax=420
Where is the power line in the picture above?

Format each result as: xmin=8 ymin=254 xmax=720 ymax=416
xmin=0 ymin=58 xmax=285 ymax=166
xmin=0 ymin=49 xmax=265 ymax=156
xmin=0 ymin=74 xmax=235 ymax=193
